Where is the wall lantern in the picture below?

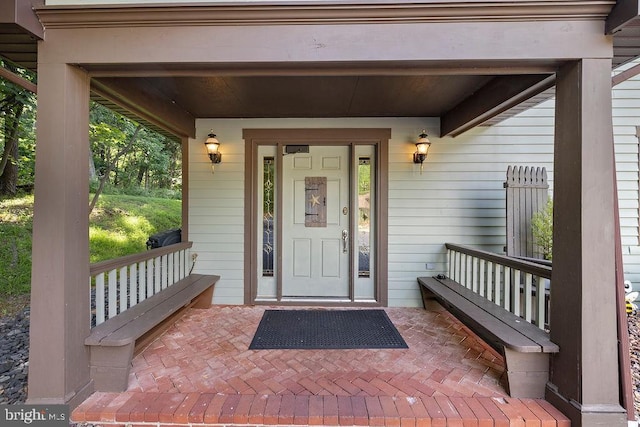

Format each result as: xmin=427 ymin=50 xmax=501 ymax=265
xmin=204 ymin=130 xmax=222 ymax=172
xmin=413 ymin=129 xmax=431 ymax=174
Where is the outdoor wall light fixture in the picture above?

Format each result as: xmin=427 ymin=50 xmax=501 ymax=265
xmin=413 ymin=129 xmax=431 ymax=174
xmin=204 ymin=130 xmax=222 ymax=173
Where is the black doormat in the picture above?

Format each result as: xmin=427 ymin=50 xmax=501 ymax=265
xmin=248 ymin=309 xmax=408 ymax=350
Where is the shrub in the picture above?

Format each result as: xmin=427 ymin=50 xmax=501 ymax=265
xmin=531 ymin=198 xmax=553 ymax=260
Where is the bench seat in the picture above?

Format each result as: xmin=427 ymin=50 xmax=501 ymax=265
xmin=86 ymin=273 xmax=219 ymax=392
xmin=418 ymin=276 xmax=558 ymax=398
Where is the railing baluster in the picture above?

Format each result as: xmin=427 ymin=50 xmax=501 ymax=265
xmin=495 ymin=265 xmax=502 ymax=307
xmin=511 ymin=269 xmax=522 ymax=316
xmin=138 ymin=261 xmax=146 ymax=302
xmin=478 ymin=260 xmax=485 ymax=297
xmin=155 ymin=256 xmax=162 ymax=293
xmin=176 ymin=250 xmax=180 ymax=280
xmin=95 ymin=273 xmax=105 ymax=325
xmin=162 ymin=254 xmax=169 ymax=289
xmin=179 ymin=249 xmax=185 ymax=279
xmin=469 ymin=256 xmax=475 ymax=291
xmin=147 ymin=258 xmax=154 ymax=298
xmin=451 ymin=251 xmax=456 ymax=281
xmin=512 ymin=269 xmax=521 ymax=316
xmin=539 ymin=277 xmax=549 ymax=330
xmin=170 ymin=251 xmax=175 ymax=285
xmin=465 ymin=254 xmax=472 ymax=289
xmin=458 ymin=253 xmax=467 ymax=287
xmin=486 ymin=261 xmax=493 ymax=301
xmin=119 ymin=266 xmax=128 ymax=314
xmin=108 ymin=268 xmax=117 ymax=319
xmin=487 ymin=261 xmax=493 ymax=298
xmin=129 ymin=263 xmax=137 ymax=308
xmin=503 ymin=267 xmax=511 ymax=311
xmin=524 ymin=272 xmax=533 ymax=322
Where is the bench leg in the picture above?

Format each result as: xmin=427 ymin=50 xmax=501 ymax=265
xmin=503 ymin=349 xmax=550 ymax=398
xmin=192 ymin=285 xmax=214 ymax=309
xmin=419 ymin=285 xmax=446 ymax=312
xmin=89 ymin=343 xmax=135 ymax=392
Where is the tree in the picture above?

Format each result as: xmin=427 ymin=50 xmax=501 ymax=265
xmin=0 ymin=61 xmax=36 ymax=196
xmin=2 ymin=71 xmax=181 ymax=201
xmin=88 ymin=102 xmax=182 ymax=200
xmin=89 ymin=124 xmax=142 ymax=213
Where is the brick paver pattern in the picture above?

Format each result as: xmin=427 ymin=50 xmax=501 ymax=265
xmin=72 ymin=306 xmax=570 ymax=426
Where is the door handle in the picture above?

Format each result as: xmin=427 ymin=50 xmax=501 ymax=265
xmin=342 ymin=229 xmax=348 ymax=253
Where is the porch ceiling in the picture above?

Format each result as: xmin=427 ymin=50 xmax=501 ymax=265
xmin=0 ymin=24 xmax=37 ymax=70
xmin=86 ymin=67 xmax=558 ymax=139
xmin=111 ymin=74 xmax=496 ymax=119
xmin=0 ymin=0 xmax=43 ymax=70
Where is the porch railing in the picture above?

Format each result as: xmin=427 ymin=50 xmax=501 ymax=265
xmin=89 ymin=241 xmax=193 ymax=327
xmin=445 ymin=243 xmax=552 ymax=330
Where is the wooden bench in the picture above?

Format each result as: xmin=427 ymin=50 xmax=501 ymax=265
xmin=86 ymin=273 xmax=219 ymax=392
xmin=417 ymin=276 xmax=558 ymax=398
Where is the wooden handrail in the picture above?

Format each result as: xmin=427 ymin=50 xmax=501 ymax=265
xmin=90 ymin=241 xmax=193 ymax=276
xmin=445 ymin=243 xmax=552 ymax=279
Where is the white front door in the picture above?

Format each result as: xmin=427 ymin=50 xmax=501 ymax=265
xmin=282 ymin=146 xmax=350 ymax=298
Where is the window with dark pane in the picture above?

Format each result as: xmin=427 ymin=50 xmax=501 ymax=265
xmin=263 ymin=157 xmax=275 ymax=276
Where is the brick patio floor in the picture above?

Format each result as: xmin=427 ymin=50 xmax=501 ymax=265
xmin=72 ymin=305 xmax=570 ymax=426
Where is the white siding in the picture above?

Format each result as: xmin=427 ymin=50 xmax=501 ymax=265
xmin=613 ymin=64 xmax=640 ymax=288
xmin=190 ymin=116 xmax=556 ymax=306
xmin=190 ymin=64 xmax=640 ymax=305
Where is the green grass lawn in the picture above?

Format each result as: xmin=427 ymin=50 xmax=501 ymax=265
xmin=0 ymin=193 xmax=181 ymax=314
xmin=89 ymin=194 xmax=181 ymax=263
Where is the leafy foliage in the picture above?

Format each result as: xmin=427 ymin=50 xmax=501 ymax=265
xmin=89 ymin=103 xmax=182 ymax=196
xmin=0 ymin=60 xmax=37 ymax=194
xmin=1 ymin=63 xmax=182 ymax=197
xmin=531 ymin=198 xmax=553 ymax=260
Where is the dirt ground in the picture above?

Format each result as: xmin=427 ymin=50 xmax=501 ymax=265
xmin=0 ymin=294 xmax=29 ymax=319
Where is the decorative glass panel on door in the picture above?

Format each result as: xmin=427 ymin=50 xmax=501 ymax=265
xmin=263 ymin=157 xmax=275 ymax=277
xmin=358 ymin=157 xmax=371 ymax=278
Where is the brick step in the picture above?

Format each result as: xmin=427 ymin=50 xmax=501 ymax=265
xmin=72 ymin=391 xmax=570 ymax=426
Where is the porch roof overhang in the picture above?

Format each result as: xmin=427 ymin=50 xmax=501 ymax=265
xmin=4 ymin=0 xmax=640 ymax=139
xmin=0 ymin=0 xmax=42 ymax=70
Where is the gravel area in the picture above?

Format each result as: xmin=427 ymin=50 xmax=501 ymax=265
xmin=628 ymin=312 xmax=640 ymax=418
xmin=0 ymin=306 xmax=29 ymax=404
xmin=1 ymin=306 xmax=640 ymax=417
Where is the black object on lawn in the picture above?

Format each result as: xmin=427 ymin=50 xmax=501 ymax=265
xmin=146 ymin=228 xmax=182 ymax=250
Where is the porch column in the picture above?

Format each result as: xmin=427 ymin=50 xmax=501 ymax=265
xmin=546 ymin=59 xmax=626 ymax=426
xmin=27 ymin=61 xmax=93 ymax=407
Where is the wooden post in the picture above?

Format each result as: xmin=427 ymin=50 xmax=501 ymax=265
xmin=27 ymin=61 xmax=93 ymax=407
xmin=546 ymin=59 xmax=626 ymax=427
